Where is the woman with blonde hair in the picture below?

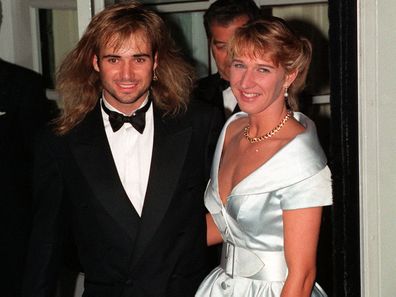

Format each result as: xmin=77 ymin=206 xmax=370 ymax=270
xmin=196 ymin=17 xmax=332 ymax=297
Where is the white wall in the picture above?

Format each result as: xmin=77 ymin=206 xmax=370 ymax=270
xmin=0 ymin=0 xmax=14 ymax=62
xmin=0 ymin=0 xmax=34 ymax=68
xmin=0 ymin=0 xmax=85 ymax=71
xmin=359 ymin=0 xmax=396 ymax=296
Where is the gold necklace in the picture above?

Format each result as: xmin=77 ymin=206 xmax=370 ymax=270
xmin=243 ymin=110 xmax=293 ymax=144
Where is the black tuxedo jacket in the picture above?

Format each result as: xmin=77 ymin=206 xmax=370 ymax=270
xmin=0 ymin=59 xmax=57 ymax=297
xmin=23 ymin=100 xmax=223 ymax=297
xmin=193 ymin=73 xmax=236 ymax=124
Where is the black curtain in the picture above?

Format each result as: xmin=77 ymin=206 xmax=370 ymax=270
xmin=328 ymin=0 xmax=360 ymax=296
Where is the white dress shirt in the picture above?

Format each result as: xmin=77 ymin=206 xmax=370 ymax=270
xmin=101 ymin=95 xmax=154 ymax=216
xmin=222 ymin=86 xmax=238 ymax=119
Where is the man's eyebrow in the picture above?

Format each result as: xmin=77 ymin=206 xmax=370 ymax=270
xmin=132 ymin=53 xmax=151 ymax=58
xmin=101 ymin=53 xmax=151 ymax=58
xmin=102 ymin=54 xmax=121 ymax=58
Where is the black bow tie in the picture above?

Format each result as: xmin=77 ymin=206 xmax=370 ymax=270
xmin=101 ymin=98 xmax=151 ymax=133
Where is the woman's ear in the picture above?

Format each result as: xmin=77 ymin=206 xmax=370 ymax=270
xmin=284 ymin=69 xmax=298 ymax=88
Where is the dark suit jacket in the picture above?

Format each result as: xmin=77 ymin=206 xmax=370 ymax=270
xmin=193 ymin=73 xmax=232 ymax=124
xmin=0 ymin=59 xmax=57 ymax=297
xmin=23 ymin=100 xmax=223 ymax=297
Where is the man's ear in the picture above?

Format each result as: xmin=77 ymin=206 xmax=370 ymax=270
xmin=93 ymin=55 xmax=100 ymax=72
xmin=153 ymin=52 xmax=158 ymax=72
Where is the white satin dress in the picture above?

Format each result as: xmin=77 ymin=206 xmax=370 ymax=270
xmin=196 ymin=112 xmax=332 ymax=297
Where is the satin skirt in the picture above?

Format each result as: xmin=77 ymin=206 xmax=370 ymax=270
xmin=195 ymin=266 xmax=328 ymax=297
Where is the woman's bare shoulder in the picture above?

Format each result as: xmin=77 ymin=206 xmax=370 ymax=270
xmin=281 ymin=117 xmax=306 ymax=140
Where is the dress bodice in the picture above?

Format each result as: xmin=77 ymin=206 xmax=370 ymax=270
xmin=205 ymin=112 xmax=332 ymax=252
xmin=196 ymin=112 xmax=332 ymax=297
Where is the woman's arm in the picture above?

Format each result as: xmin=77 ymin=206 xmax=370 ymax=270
xmin=206 ymin=213 xmax=223 ymax=246
xmin=281 ymin=206 xmax=323 ymax=297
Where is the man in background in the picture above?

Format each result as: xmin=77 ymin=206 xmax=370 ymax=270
xmin=193 ymin=0 xmax=261 ymax=121
xmin=0 ymin=58 xmax=57 ymax=296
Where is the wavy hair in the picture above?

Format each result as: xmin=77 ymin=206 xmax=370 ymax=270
xmin=55 ymin=1 xmax=194 ymax=134
xmin=228 ymin=17 xmax=312 ymax=110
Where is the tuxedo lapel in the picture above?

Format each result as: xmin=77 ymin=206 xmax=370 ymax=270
xmin=130 ymin=108 xmax=192 ymax=267
xmin=69 ymin=103 xmax=140 ymax=240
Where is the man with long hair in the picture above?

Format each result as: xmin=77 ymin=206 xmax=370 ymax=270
xmin=23 ymin=2 xmax=222 ymax=297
